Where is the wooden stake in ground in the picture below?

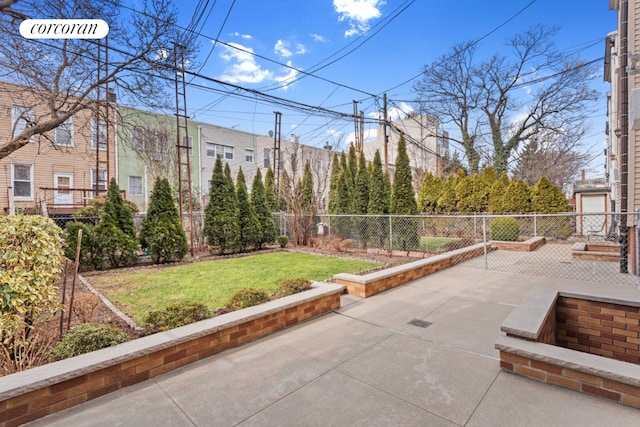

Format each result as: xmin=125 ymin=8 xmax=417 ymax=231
xmin=67 ymin=229 xmax=82 ymax=332
xmin=59 ymin=259 xmax=69 ymax=339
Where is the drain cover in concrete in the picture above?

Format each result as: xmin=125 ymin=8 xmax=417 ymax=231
xmin=407 ymin=319 xmax=432 ymax=328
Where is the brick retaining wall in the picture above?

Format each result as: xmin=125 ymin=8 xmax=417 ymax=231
xmin=497 ymin=288 xmax=640 ymax=411
xmin=0 ymin=283 xmax=343 ymax=427
xmin=556 ymin=296 xmax=640 ymax=364
xmin=334 ymin=243 xmax=489 ymax=298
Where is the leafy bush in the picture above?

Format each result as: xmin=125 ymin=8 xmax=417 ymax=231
xmin=228 ymin=288 xmax=269 ymax=310
xmin=1 ymin=215 xmax=64 ymax=339
xmin=277 ymin=278 xmax=312 ymax=296
xmin=144 ymin=301 xmax=212 ymax=333
xmin=277 ymin=235 xmax=289 ymax=248
xmin=490 ymin=217 xmax=520 ymax=241
xmin=49 ymin=324 xmax=128 ymax=360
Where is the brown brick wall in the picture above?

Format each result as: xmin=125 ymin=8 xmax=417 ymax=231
xmin=0 ymin=292 xmax=340 ymax=427
xmin=336 ymin=246 xmax=487 ymax=298
xmin=499 ymin=350 xmax=640 ymax=410
xmin=492 ymin=237 xmax=545 ymax=252
xmin=556 ymin=296 xmax=640 ymax=364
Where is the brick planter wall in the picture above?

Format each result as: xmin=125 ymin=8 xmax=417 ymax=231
xmin=334 ymin=243 xmax=489 ymax=298
xmin=498 ymin=349 xmax=640 ymax=408
xmin=497 ymin=288 xmax=640 ymax=411
xmin=0 ymin=283 xmax=344 ymax=427
xmin=556 ymin=296 xmax=640 ymax=364
xmin=491 ymin=236 xmax=546 ymax=252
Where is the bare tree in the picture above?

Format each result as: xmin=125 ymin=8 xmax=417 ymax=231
xmin=0 ymin=0 xmax=196 ymax=159
xmin=512 ymin=127 xmax=592 ymax=189
xmin=414 ymin=25 xmax=599 ymax=175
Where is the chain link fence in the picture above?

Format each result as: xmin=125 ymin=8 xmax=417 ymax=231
xmin=273 ymin=212 xmax=640 ymax=286
xmin=46 ymin=210 xmax=639 ymax=286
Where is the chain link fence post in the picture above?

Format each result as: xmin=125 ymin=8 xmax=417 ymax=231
xmin=388 ymin=215 xmax=393 ymax=254
xmin=483 ymin=215 xmax=488 ymax=270
xmin=327 ymin=214 xmax=331 ymax=247
xmin=534 ymin=212 xmax=538 ymax=237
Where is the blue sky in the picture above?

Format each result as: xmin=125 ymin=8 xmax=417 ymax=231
xmin=171 ymin=0 xmax=617 ymax=175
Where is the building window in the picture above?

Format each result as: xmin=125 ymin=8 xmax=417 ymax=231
xmin=129 ymin=176 xmax=143 ymax=196
xmin=181 ymin=136 xmax=193 ymax=157
xmin=90 ymin=168 xmax=107 ymax=197
xmin=206 ymin=142 xmax=233 ymax=160
xmin=222 ymin=145 xmax=233 ymax=160
xmin=91 ymin=119 xmax=107 ymax=150
xmin=264 ymin=148 xmax=271 ymax=169
xmin=206 ymin=142 xmax=216 ymax=158
xmin=245 ymin=149 xmax=254 ymax=163
xmin=12 ymin=105 xmax=34 ymax=139
xmin=12 ymin=163 xmax=33 ymax=200
xmin=55 ymin=117 xmax=74 ymax=146
xmin=131 ymin=126 xmax=145 ymax=150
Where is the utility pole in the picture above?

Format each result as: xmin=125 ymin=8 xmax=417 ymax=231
xmin=273 ymin=111 xmax=282 ymax=189
xmin=383 ymin=93 xmax=389 ymax=172
xmin=174 ymin=43 xmax=195 ymax=256
xmin=353 ymin=100 xmax=361 ymax=153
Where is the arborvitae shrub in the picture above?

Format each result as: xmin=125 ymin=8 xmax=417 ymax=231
xmin=277 ymin=278 xmax=312 ymax=296
xmin=50 ymin=324 xmax=128 ymax=360
xmin=144 ymin=301 xmax=212 ymax=334
xmin=490 ymin=217 xmax=520 ymax=241
xmin=140 ymin=178 xmax=189 ymax=264
xmin=64 ymin=221 xmax=102 ymax=270
xmin=229 ymin=288 xmax=270 ymax=310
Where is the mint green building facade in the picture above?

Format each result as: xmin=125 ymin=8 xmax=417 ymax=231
xmin=117 ymin=106 xmax=201 ymax=213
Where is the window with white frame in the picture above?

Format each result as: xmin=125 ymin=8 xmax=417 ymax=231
xmin=129 ymin=176 xmax=143 ymax=196
xmin=206 ymin=142 xmax=216 ymax=158
xmin=90 ymin=168 xmax=107 ymax=197
xmin=55 ymin=116 xmax=74 ymax=146
xmin=91 ymin=119 xmax=107 ymax=150
xmin=263 ymin=148 xmax=270 ymax=169
xmin=11 ymin=163 xmax=33 ymax=200
xmin=245 ymin=149 xmax=254 ymax=162
xmin=223 ymin=145 xmax=233 ymax=160
xmin=12 ymin=105 xmax=34 ymax=139
xmin=205 ymin=142 xmax=233 ymax=160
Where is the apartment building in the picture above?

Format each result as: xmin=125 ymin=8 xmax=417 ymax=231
xmin=606 ymin=0 xmax=640 ymax=274
xmin=362 ymin=113 xmax=449 ymax=189
xmin=0 ymin=81 xmax=116 ymax=215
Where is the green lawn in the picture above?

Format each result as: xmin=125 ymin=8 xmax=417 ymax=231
xmin=419 ymin=236 xmax=459 ymax=252
xmin=87 ymin=252 xmax=378 ymax=324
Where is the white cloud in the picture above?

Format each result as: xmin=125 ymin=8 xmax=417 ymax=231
xmin=233 ymin=32 xmax=253 ymax=39
xmin=333 ymin=0 xmax=384 ymax=37
xmin=275 ymin=61 xmax=299 ymax=91
xmin=219 ymin=43 xmax=273 ymax=84
xmin=274 ymin=40 xmax=292 ymax=57
xmin=275 ymin=40 xmax=307 ymax=58
xmin=368 ymin=102 xmax=414 ymax=122
xmin=219 ymin=44 xmax=300 ymax=90
xmin=311 ymin=33 xmax=327 ymax=42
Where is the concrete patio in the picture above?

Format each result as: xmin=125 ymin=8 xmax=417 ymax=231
xmin=25 ymin=260 xmax=640 ymax=426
